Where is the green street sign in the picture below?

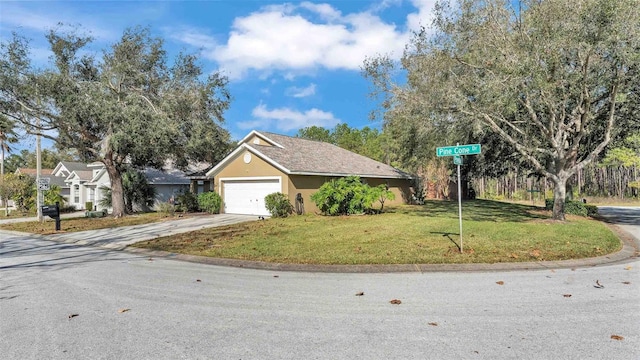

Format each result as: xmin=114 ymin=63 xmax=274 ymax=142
xmin=453 ymin=155 xmax=463 ymax=165
xmin=436 ymin=144 xmax=481 ymax=157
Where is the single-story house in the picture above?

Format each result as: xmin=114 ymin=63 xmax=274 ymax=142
xmin=205 ymin=130 xmax=414 ymax=216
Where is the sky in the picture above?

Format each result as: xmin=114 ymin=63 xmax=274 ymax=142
xmin=0 ymin=0 xmax=437 ymax=151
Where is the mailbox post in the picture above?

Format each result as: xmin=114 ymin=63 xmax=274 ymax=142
xmin=41 ymin=202 xmax=61 ymax=231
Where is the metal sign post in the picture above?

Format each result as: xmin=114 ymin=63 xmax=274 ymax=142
xmin=436 ymin=144 xmax=482 ymax=253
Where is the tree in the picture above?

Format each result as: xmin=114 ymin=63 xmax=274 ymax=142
xmin=98 ymin=168 xmax=156 ymax=213
xmin=0 ymin=115 xmax=18 ymax=215
xmin=0 ymin=27 xmax=232 ymax=217
xmin=365 ymin=0 xmax=640 ymax=220
xmin=296 ymin=126 xmax=332 ymax=143
xmin=296 ymin=124 xmax=386 ymax=162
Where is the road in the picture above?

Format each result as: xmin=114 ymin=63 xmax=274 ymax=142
xmin=1 ymin=208 xmax=639 ymax=359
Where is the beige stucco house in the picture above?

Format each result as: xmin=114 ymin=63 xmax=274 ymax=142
xmin=205 ymin=130 xmax=413 ymax=216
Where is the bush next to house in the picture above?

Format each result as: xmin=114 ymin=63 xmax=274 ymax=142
xmin=198 ymin=192 xmax=222 ymax=214
xmin=545 ymin=198 xmax=598 ymax=217
xmin=264 ymin=192 xmax=294 ymax=218
xmin=176 ymin=191 xmax=200 ymax=212
xmin=310 ymin=176 xmax=395 ymax=216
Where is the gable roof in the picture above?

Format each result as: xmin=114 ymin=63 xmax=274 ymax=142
xmin=14 ymin=168 xmax=54 ymax=176
xmin=208 ymin=130 xmax=411 ymax=179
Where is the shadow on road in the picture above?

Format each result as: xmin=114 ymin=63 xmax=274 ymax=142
xmin=0 ymin=236 xmax=147 ymax=271
xmin=597 ymin=207 xmax=640 ymax=226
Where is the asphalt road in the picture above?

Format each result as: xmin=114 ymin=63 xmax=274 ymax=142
xmin=1 ymin=208 xmax=639 ymax=359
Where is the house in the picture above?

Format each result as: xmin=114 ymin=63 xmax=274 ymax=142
xmin=18 ymin=161 xmax=191 ymax=211
xmin=205 ymin=130 xmax=413 ymax=216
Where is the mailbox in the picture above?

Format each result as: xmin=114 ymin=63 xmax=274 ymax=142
xmin=41 ymin=202 xmax=61 ymax=231
xmin=41 ymin=204 xmax=60 ymax=218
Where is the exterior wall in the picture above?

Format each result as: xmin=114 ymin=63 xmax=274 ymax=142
xmin=244 ymin=134 xmax=274 ymax=147
xmin=287 ymin=175 xmax=413 ymax=214
xmin=213 ymin=149 xmax=287 ymax=213
xmin=153 ymin=184 xmax=190 ymax=204
xmin=363 ymin=178 xmax=414 ymax=207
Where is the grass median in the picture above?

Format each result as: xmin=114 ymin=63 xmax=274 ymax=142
xmin=133 ymin=200 xmax=622 ymax=265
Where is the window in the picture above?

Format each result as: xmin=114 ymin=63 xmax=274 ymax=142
xmin=74 ymin=185 xmax=80 ymax=203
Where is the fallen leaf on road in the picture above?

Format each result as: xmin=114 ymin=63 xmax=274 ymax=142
xmin=428 ymin=322 xmax=438 ymax=326
xmin=148 ymin=257 xmax=154 ymax=261
xmin=118 ymin=308 xmax=130 ymax=313
xmin=196 ymin=279 xmax=201 ymax=282
xmin=355 ymin=292 xmax=364 ymax=296
xmin=550 ymin=269 xmax=555 ymax=273
xmin=622 ymin=281 xmax=631 ymax=285
xmin=624 ymin=266 xmax=632 ymax=270
xmin=496 ymin=281 xmax=504 ymax=285
xmin=273 ymin=275 xmax=279 ymax=278
xmin=390 ymin=299 xmax=402 ymax=305
xmin=563 ymin=294 xmax=572 ymax=298
xmin=594 ymin=280 xmax=604 ymax=289
xmin=68 ymin=314 xmax=79 ymax=319
xmin=611 ymin=335 xmax=624 ymax=341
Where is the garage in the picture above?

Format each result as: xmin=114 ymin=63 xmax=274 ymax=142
xmin=222 ymin=178 xmax=281 ymax=216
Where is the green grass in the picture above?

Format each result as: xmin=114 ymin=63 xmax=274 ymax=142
xmin=133 ymin=200 xmax=622 ymax=265
xmin=0 ymin=212 xmax=176 ymax=234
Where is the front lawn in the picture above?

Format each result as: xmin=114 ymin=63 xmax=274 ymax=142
xmin=0 ymin=212 xmax=176 ymax=234
xmin=133 ymin=200 xmax=622 ymax=265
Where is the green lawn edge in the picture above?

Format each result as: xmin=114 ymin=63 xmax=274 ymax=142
xmin=133 ymin=200 xmax=623 ymax=265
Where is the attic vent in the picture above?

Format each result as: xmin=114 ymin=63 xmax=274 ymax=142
xmin=243 ymin=153 xmax=252 ymax=164
xmin=253 ymin=138 xmax=260 ymax=145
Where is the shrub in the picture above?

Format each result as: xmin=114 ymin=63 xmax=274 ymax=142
xmin=585 ymin=204 xmax=599 ymax=217
xmin=264 ymin=192 xmax=294 ymax=218
xmin=176 ymin=191 xmax=200 ymax=212
xmin=545 ymin=198 xmax=595 ymax=217
xmin=85 ymin=201 xmax=93 ymax=211
xmin=310 ymin=176 xmax=392 ymax=216
xmin=198 ymin=192 xmax=222 ymax=214
xmin=156 ymin=202 xmax=175 ymax=217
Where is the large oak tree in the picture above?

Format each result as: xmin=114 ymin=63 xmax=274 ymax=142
xmin=1 ymin=27 xmax=232 ymax=217
xmin=366 ymin=0 xmax=639 ymax=219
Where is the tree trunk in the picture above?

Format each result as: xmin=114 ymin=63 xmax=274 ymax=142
xmin=104 ymin=160 xmax=126 ymax=218
xmin=551 ymin=176 xmax=568 ymax=221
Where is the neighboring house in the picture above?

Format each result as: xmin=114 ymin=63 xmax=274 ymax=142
xmin=11 ymin=161 xmax=191 ymax=211
xmin=206 ymin=130 xmax=413 ymax=216
xmin=14 ymin=168 xmax=54 ymax=177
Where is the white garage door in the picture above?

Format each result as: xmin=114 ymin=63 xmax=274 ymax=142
xmin=223 ymin=179 xmax=281 ymax=216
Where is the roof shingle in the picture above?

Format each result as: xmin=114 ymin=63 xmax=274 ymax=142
xmin=249 ymin=132 xmax=410 ymax=179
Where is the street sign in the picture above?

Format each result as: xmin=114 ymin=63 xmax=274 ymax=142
xmin=453 ymin=155 xmax=463 ymax=165
xmin=37 ymin=177 xmax=50 ymax=191
xmin=436 ymin=144 xmax=481 ymax=157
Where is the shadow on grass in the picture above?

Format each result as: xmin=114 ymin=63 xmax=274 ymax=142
xmin=389 ymin=199 xmax=549 ymax=222
xmin=429 ymin=231 xmax=460 ymax=251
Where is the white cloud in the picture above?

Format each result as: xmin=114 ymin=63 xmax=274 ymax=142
xmin=242 ymin=103 xmax=340 ymax=132
xmin=406 ymin=0 xmax=438 ymax=32
xmin=299 ymin=2 xmax=342 ymax=21
xmin=285 ymin=83 xmax=316 ymax=98
xmin=200 ymin=2 xmax=412 ymax=79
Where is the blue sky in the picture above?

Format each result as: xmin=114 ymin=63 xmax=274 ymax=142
xmin=0 ymin=0 xmax=437 ymax=151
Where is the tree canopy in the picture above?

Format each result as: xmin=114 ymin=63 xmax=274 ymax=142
xmin=1 ymin=26 xmax=233 ymax=217
xmin=364 ymin=0 xmax=640 ymax=219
